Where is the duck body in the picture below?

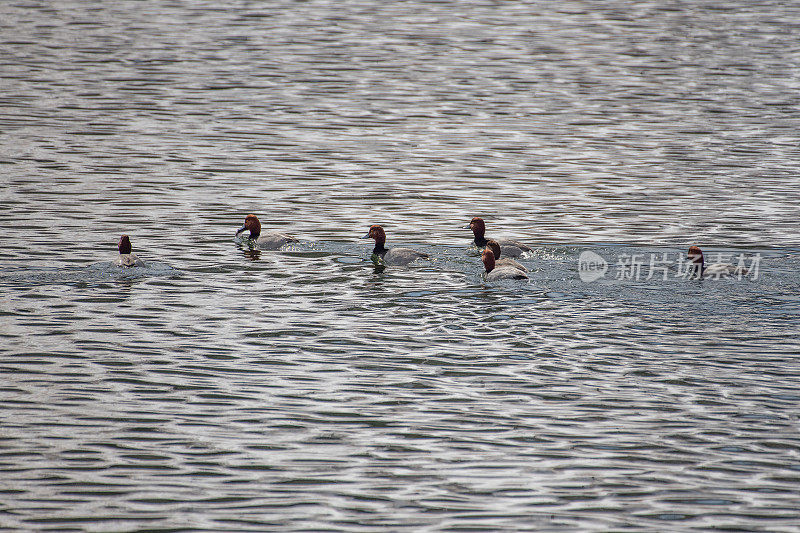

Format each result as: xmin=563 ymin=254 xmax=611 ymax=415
xmin=236 ymin=214 xmax=297 ymax=250
xmin=363 ymin=225 xmax=429 ymax=266
xmin=373 ymin=246 xmax=429 ymax=266
xmin=116 ymin=235 xmax=145 ymax=268
xmin=117 ymin=254 xmax=145 ymax=268
xmin=468 ymin=217 xmax=532 ymax=258
xmin=490 ymin=240 xmax=532 ymax=259
xmin=703 ymin=263 xmax=745 ymax=277
xmin=252 ymin=232 xmax=297 ymax=250
xmin=486 ymin=265 xmax=529 ymax=281
xmin=482 ymin=247 xmax=528 ymax=281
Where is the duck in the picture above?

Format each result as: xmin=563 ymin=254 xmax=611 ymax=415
xmin=482 ymin=247 xmax=528 ymax=281
xmin=236 ymin=214 xmax=298 ymax=250
xmin=467 ymin=217 xmax=532 ymax=257
xmin=686 ymin=245 xmax=747 ymax=279
xmin=362 ymin=225 xmax=429 ymax=266
xmin=485 ymin=239 xmax=528 ymax=272
xmin=116 ymin=235 xmax=145 ymax=268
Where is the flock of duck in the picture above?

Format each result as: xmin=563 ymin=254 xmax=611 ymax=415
xmin=115 ymin=215 xmax=736 ymax=281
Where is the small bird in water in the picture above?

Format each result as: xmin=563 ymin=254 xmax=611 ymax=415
xmin=467 ymin=217 xmax=532 ymax=257
xmin=482 ymin=247 xmax=528 ymax=281
xmin=117 ymin=235 xmax=145 ymax=268
xmin=236 ymin=214 xmax=298 ymax=250
xmin=485 ymin=239 xmax=528 ymax=272
xmin=686 ymin=246 xmax=748 ymax=279
xmin=362 ymin=225 xmax=429 ymax=266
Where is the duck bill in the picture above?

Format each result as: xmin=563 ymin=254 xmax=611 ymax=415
xmin=361 ymin=233 xmax=371 ymax=239
xmin=236 ymin=225 xmax=247 ymax=236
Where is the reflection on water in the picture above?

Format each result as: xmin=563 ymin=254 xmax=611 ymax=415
xmin=2 ymin=0 xmax=800 ymax=531
xmin=241 ymin=247 xmax=262 ymax=262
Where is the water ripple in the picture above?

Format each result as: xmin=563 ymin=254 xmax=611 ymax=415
xmin=2 ymin=0 xmax=800 ymax=531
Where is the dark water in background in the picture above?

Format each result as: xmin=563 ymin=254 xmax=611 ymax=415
xmin=2 ymin=1 xmax=800 ymax=531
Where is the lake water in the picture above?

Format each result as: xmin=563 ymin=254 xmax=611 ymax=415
xmin=2 ymin=1 xmax=800 ymax=531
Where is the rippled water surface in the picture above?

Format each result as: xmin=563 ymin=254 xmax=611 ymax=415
xmin=2 ymin=1 xmax=800 ymax=531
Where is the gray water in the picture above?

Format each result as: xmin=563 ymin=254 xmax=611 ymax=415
xmin=2 ymin=1 xmax=800 ymax=531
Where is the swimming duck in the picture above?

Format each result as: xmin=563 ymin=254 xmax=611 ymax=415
xmin=467 ymin=217 xmax=532 ymax=257
xmin=686 ymin=246 xmax=747 ymax=279
xmin=362 ymin=225 xmax=429 ymax=266
xmin=236 ymin=214 xmax=298 ymax=250
xmin=485 ymin=239 xmax=528 ymax=272
xmin=117 ymin=235 xmax=145 ymax=268
xmin=482 ymin=247 xmax=528 ymax=281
